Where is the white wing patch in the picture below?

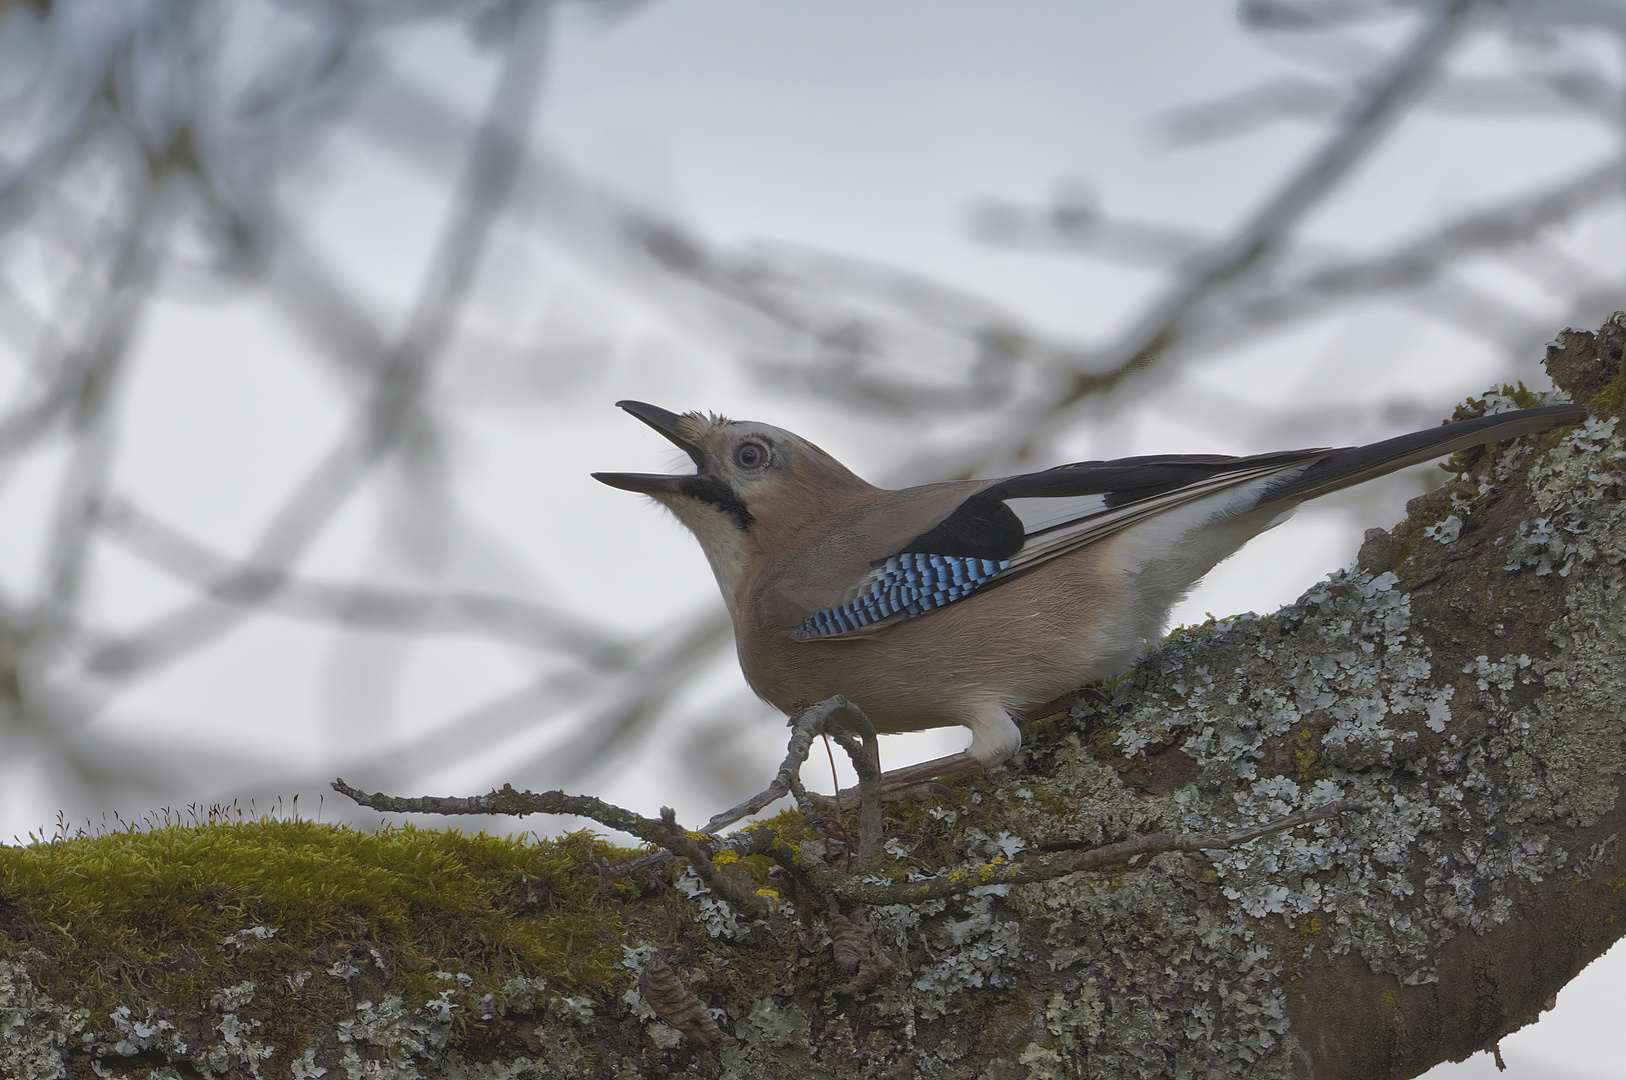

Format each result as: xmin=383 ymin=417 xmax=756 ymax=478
xmin=1004 ymin=494 xmax=1108 ymax=534
xmin=999 ymin=459 xmax=1309 ymax=576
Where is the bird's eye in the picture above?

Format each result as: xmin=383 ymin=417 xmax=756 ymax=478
xmin=733 ymin=440 xmax=769 ymax=469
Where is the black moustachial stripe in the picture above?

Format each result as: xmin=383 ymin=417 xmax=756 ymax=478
xmin=680 ymin=477 xmax=753 ymax=531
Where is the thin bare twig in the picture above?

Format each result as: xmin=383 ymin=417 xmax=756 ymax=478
xmin=331 ymin=777 xmax=670 ymax=845
xmin=701 ymin=696 xmax=883 ymax=855
xmin=661 ymin=806 xmax=772 ymax=919
xmin=1236 ymin=159 xmax=1626 ymax=324
xmin=822 ymin=708 xmax=884 ymax=864
xmin=974 ymin=156 xmax=1624 ymax=307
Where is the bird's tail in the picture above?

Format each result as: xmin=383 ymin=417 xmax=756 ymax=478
xmin=1267 ymin=403 xmax=1587 ymax=505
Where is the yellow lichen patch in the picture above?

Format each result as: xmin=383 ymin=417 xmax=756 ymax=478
xmin=1292 ymin=726 xmax=1327 ymax=782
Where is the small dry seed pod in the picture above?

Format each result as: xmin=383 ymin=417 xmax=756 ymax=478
xmin=637 ymin=953 xmax=734 ymax=1048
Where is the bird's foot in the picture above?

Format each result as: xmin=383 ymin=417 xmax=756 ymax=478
xmin=809 ymin=751 xmax=984 ymax=811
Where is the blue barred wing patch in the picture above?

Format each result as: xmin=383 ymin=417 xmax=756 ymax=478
xmin=791 ymin=553 xmax=1012 ymax=640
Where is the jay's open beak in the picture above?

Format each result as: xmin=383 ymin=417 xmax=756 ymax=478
xmin=592 ymin=400 xmax=706 ymax=495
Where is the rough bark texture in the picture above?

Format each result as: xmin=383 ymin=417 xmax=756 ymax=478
xmin=2 ymin=317 xmax=1624 ymax=1080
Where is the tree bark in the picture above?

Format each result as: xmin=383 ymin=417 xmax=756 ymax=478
xmin=2 ymin=317 xmax=1623 ymax=1080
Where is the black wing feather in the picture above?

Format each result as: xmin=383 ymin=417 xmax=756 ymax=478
xmin=899 ymin=449 xmax=1325 ymax=558
xmin=988 ymin=450 xmax=1324 ymax=507
xmin=895 ymin=493 xmax=1024 ymax=562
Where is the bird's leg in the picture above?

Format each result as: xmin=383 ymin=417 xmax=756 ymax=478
xmin=813 ymin=751 xmax=986 ymax=811
xmin=876 ymin=752 xmax=985 ymax=791
xmin=822 ymin=699 xmax=885 ymax=862
xmin=813 ymin=688 xmax=1109 ymax=810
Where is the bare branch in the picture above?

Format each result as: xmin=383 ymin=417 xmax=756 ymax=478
xmin=701 ymin=696 xmax=883 ymax=856
xmin=1047 ymin=0 xmax=1477 ymax=403
xmin=331 ymin=777 xmax=670 ymax=845
xmin=33 ymin=172 xmax=169 ymax=647
xmin=95 ymin=496 xmax=632 ymax=663
xmin=76 ymin=5 xmax=555 ymax=682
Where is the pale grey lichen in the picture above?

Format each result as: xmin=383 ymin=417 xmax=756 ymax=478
xmin=1422 ymin=513 xmax=1463 ymax=544
xmin=719 ymin=997 xmax=831 ymax=1079
xmin=674 ymin=866 xmax=748 ymax=939
xmin=209 ymin=980 xmax=256 ymax=1012
xmin=289 ymin=1046 xmax=327 ymax=1079
xmin=217 ymin=925 xmax=279 ymax=954
xmin=904 ymin=890 xmax=1024 ymax=1017
xmin=1 ymin=955 xmax=83 ymax=1080
xmin=0 ymin=952 xmax=606 ymax=1080
xmin=336 ymin=995 xmax=452 ymax=1077
xmin=107 ymin=1003 xmax=188 ymax=1059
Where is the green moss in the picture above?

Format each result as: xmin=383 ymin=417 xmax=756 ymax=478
xmin=0 ymin=817 xmax=640 ymax=1069
xmin=1440 ymin=382 xmax=1559 ymax=474
xmin=1451 ymin=382 xmax=1547 ymax=421
xmin=1588 ymin=355 xmax=1626 ymax=419
xmin=1163 ymin=614 xmax=1233 ymax=645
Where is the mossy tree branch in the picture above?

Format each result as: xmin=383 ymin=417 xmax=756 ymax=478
xmin=3 ymin=322 xmax=1624 ymax=1079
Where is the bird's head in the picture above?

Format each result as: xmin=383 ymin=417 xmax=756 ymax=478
xmin=593 ymin=401 xmax=873 ymax=600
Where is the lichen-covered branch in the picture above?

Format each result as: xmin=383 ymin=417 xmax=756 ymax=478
xmin=6 ymin=322 xmax=1626 ymax=1080
xmin=814 ymin=799 xmax=1371 ymax=906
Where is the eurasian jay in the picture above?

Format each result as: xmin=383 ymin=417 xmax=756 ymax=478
xmin=594 ymin=399 xmax=1585 ymax=788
